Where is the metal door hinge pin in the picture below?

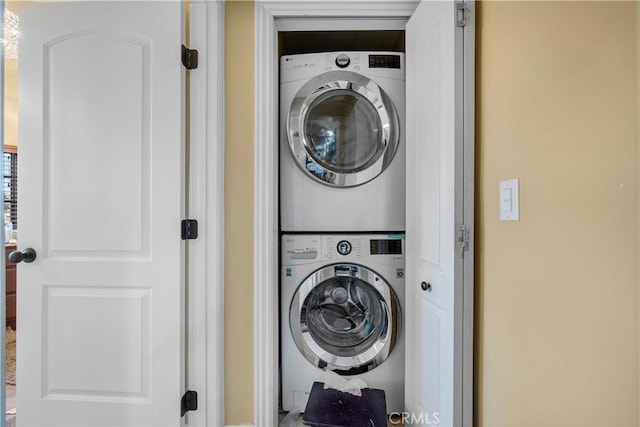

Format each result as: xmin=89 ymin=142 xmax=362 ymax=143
xmin=456 ymin=224 xmax=470 ymax=251
xmin=456 ymin=3 xmax=471 ymax=27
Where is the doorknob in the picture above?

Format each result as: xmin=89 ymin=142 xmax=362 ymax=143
xmin=420 ymin=281 xmax=432 ymax=292
xmin=8 ymin=248 xmax=37 ymax=264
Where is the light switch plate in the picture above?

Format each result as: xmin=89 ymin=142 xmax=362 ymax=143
xmin=500 ymin=179 xmax=519 ymax=221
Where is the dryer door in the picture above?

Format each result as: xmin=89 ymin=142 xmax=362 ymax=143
xmin=287 ymin=71 xmax=400 ymax=187
xmin=290 ymin=263 xmax=401 ymax=375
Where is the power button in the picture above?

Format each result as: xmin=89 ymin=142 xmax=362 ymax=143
xmin=335 ymin=54 xmax=350 ymax=68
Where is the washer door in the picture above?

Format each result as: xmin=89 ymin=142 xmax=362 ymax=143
xmin=287 ymin=71 xmax=400 ymax=187
xmin=290 ymin=264 xmax=401 ymax=375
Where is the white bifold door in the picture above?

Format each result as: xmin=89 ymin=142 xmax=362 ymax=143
xmin=17 ymin=2 xmax=186 ymax=425
xmin=405 ymin=1 xmax=474 ymax=426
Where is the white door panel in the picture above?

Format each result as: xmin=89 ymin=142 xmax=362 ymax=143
xmin=45 ymin=33 xmax=149 ymax=256
xmin=18 ymin=2 xmax=184 ymax=425
xmin=415 ymin=303 xmax=441 ymax=417
xmin=405 ymin=1 xmax=466 ymax=425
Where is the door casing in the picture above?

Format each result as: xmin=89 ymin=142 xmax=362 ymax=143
xmin=187 ymin=2 xmax=226 ymax=426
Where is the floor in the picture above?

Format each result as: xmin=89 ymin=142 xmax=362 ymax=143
xmin=7 ymin=387 xmax=402 ymax=427
xmin=6 ymin=384 xmax=16 ymax=427
xmin=6 ymin=326 xmax=16 ymax=427
xmin=279 ymin=412 xmax=403 ymax=426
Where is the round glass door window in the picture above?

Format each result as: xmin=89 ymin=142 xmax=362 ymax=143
xmin=287 ymin=71 xmax=400 ymax=187
xmin=290 ymin=264 xmax=401 ymax=374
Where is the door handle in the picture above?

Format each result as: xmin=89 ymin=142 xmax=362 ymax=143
xmin=8 ymin=248 xmax=37 ymax=264
xmin=420 ymin=281 xmax=432 ymax=292
xmin=334 ymin=265 xmax=359 ymax=277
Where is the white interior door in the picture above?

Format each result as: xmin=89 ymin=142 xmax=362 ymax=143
xmin=405 ymin=1 xmax=470 ymax=426
xmin=17 ymin=2 xmax=185 ymax=425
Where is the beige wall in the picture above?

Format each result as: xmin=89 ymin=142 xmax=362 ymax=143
xmin=476 ymin=1 xmax=638 ymax=426
xmin=6 ymin=1 xmax=637 ymax=425
xmin=224 ymin=1 xmax=255 ymax=425
xmin=224 ymin=1 xmax=640 ymax=426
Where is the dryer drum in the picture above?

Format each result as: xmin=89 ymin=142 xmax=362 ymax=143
xmin=290 ymin=263 xmax=401 ymax=374
xmin=303 ymin=90 xmax=383 ymax=173
xmin=288 ymin=71 xmax=400 ymax=187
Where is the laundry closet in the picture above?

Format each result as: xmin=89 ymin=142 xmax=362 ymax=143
xmin=277 ymin=30 xmax=409 ymax=419
xmin=250 ymin=3 xmax=476 ymax=424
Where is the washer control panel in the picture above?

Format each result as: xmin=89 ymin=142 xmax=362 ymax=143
xmin=326 ymin=236 xmax=363 ymax=259
xmin=283 ymin=235 xmax=404 ymax=264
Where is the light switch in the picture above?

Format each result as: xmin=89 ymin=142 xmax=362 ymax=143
xmin=500 ymin=179 xmax=519 ymax=221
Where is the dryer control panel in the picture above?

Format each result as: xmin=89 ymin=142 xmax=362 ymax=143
xmin=280 ymin=51 xmax=405 ymax=83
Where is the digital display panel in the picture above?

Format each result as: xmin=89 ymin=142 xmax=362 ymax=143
xmin=369 ymin=55 xmax=401 ymax=69
xmin=370 ymin=239 xmax=402 ymax=255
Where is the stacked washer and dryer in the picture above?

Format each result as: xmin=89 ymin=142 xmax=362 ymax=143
xmin=279 ymin=52 xmax=406 ymax=414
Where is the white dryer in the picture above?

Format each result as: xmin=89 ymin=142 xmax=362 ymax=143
xmin=280 ymin=52 xmax=405 ymax=232
xmin=281 ymin=234 xmax=405 ymax=414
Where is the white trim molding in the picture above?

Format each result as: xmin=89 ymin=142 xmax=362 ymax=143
xmin=256 ymin=0 xmax=418 ymax=17
xmin=190 ymin=1 xmax=225 ymax=426
xmin=253 ymin=2 xmax=418 ymax=426
xmin=461 ymin=2 xmax=476 ymax=426
xmin=254 ymin=3 xmax=280 ymax=426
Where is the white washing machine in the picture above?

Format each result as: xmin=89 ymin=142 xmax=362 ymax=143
xmin=280 ymin=52 xmax=405 ymax=232
xmin=281 ymin=233 xmax=405 ymax=414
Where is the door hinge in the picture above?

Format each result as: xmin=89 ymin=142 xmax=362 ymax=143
xmin=181 ymin=219 xmax=198 ymax=240
xmin=456 ymin=3 xmax=471 ymax=27
xmin=456 ymin=224 xmax=470 ymax=252
xmin=181 ymin=390 xmax=198 ymax=417
xmin=182 ymin=45 xmax=198 ymax=70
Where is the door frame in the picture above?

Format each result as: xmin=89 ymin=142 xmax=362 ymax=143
xmin=254 ymin=3 xmax=419 ymax=425
xmin=254 ymin=1 xmax=475 ymax=425
xmin=461 ymin=4 xmax=475 ymax=425
xmin=9 ymin=1 xmax=225 ymax=424
xmin=189 ymin=1 xmax=226 ymax=426
xmin=14 ymin=0 xmax=220 ymax=423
